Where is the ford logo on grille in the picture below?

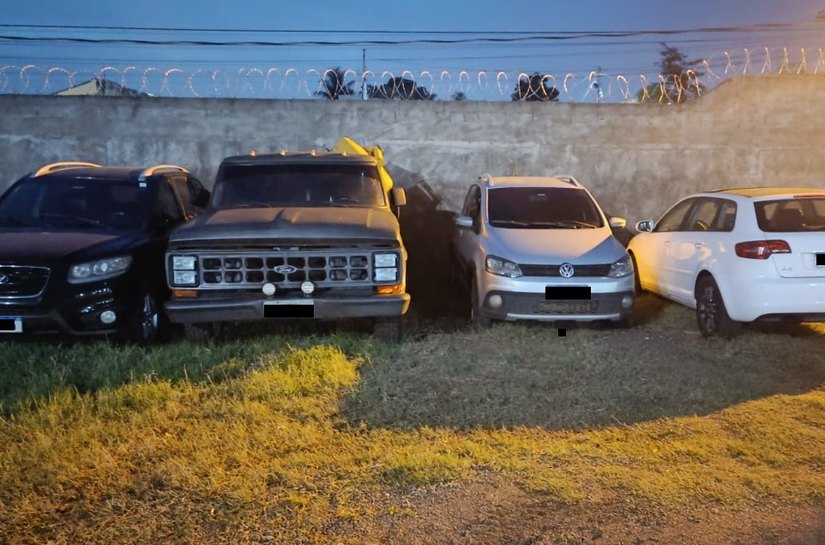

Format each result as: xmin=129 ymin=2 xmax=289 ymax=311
xmin=273 ymin=265 xmax=298 ymax=275
xmin=559 ymin=263 xmax=575 ymax=278
xmin=0 ymin=273 xmax=8 ymax=285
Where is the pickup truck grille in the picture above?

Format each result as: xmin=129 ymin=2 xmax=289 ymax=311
xmin=188 ymin=251 xmax=378 ymax=289
xmin=0 ymin=265 xmax=50 ymax=298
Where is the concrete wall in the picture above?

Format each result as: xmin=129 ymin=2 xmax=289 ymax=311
xmin=2 ymin=75 xmax=825 ymax=225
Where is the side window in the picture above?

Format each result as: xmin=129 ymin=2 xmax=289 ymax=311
xmin=713 ymin=199 xmax=737 ymax=232
xmin=462 ymin=185 xmax=481 ymax=221
xmin=170 ymin=175 xmax=193 ymax=219
xmin=654 ymin=198 xmax=695 ymax=233
xmin=685 ymin=198 xmax=720 ymax=232
xmin=154 ymin=180 xmax=184 ymax=226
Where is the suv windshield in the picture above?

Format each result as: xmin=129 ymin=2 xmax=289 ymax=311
xmin=213 ymin=163 xmax=386 ymax=209
xmin=487 ymin=187 xmax=604 ymax=229
xmin=0 ymin=176 xmax=151 ymax=230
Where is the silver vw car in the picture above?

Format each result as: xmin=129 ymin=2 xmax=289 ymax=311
xmin=453 ymin=175 xmax=635 ymax=325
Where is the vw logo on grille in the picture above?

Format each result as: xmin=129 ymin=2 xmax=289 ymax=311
xmin=0 ymin=273 xmax=8 ymax=285
xmin=273 ymin=264 xmax=298 ymax=275
xmin=559 ymin=263 xmax=575 ymax=278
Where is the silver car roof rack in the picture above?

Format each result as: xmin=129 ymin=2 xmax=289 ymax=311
xmin=138 ymin=164 xmax=189 ymax=181
xmin=34 ymin=161 xmax=102 ymax=177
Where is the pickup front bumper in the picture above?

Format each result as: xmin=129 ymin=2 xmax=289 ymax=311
xmin=165 ymin=292 xmax=410 ymax=324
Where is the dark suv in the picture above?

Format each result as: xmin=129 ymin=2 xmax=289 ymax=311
xmin=0 ymin=162 xmax=209 ymax=342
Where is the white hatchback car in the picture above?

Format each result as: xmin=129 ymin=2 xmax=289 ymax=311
xmin=628 ymin=187 xmax=825 ymax=337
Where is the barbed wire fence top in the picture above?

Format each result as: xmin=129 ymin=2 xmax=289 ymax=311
xmin=1 ymin=47 xmax=822 ymax=103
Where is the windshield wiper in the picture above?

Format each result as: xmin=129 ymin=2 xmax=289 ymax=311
xmin=230 ymin=202 xmax=274 ymax=209
xmin=39 ymin=213 xmax=106 ymax=229
xmin=527 ymin=220 xmax=598 ymax=229
xmin=489 ymin=219 xmax=531 ymax=227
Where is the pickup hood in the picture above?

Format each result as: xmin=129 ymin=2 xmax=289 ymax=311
xmin=0 ymin=230 xmax=131 ymax=265
xmin=487 ymin=226 xmax=626 ymax=263
xmin=170 ymin=206 xmax=401 ymax=246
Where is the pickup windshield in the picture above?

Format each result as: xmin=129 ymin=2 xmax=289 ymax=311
xmin=0 ymin=176 xmax=150 ymax=230
xmin=213 ymin=164 xmax=386 ymax=209
xmin=488 ymin=187 xmax=603 ymax=229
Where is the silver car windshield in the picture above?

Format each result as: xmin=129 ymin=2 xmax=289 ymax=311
xmin=487 ymin=187 xmax=603 ymax=229
xmin=213 ymin=164 xmax=386 ymax=209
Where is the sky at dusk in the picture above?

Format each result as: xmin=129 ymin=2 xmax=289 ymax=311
xmin=2 ymin=0 xmax=825 ymax=100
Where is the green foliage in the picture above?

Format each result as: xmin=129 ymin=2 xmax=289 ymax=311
xmin=637 ymin=43 xmax=705 ymax=104
xmin=511 ymin=72 xmax=560 ymax=102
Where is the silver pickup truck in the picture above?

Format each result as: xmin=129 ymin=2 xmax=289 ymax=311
xmin=164 ymin=150 xmax=410 ymax=340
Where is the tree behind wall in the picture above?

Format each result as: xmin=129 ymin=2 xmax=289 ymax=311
xmin=315 ymin=67 xmax=355 ymax=100
xmin=368 ymin=77 xmax=436 ymax=100
xmin=511 ymin=73 xmax=560 ymax=102
xmin=637 ymin=43 xmax=705 ymax=104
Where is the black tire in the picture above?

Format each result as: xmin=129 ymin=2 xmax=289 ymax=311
xmin=183 ymin=322 xmax=221 ymax=343
xmin=120 ymin=291 xmax=160 ymax=344
xmin=695 ymin=275 xmax=741 ymax=338
xmin=629 ymin=252 xmax=643 ymax=295
xmin=470 ymin=274 xmax=491 ymax=327
xmin=373 ymin=316 xmax=404 ymax=342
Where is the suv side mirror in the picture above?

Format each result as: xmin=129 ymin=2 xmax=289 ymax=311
xmin=193 ymin=189 xmax=211 ymax=209
xmin=391 ymin=187 xmax=407 ymax=207
xmin=456 ymin=216 xmax=473 ymax=229
xmin=608 ymin=216 xmax=627 ymax=229
xmin=635 ymin=220 xmax=654 ymax=232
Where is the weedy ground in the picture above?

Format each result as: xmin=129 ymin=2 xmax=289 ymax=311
xmin=1 ymin=295 xmax=824 ymax=544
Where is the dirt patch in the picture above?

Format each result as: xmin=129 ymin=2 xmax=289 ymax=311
xmin=354 ymin=475 xmax=825 ymax=545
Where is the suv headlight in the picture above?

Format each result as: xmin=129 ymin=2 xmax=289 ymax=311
xmin=485 ymin=255 xmax=522 ymax=278
xmin=373 ymin=252 xmax=399 ymax=282
xmin=608 ymin=255 xmax=634 ymax=278
xmin=68 ymin=256 xmax=132 ymax=284
xmin=170 ymin=254 xmax=199 ymax=286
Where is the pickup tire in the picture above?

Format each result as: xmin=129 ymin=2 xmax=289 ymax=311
xmin=373 ymin=316 xmax=404 ymax=342
xmin=183 ymin=322 xmax=221 ymax=343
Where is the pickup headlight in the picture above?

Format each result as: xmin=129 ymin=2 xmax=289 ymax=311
xmin=608 ymin=255 xmax=634 ymax=278
xmin=485 ymin=255 xmax=522 ymax=278
xmin=68 ymin=256 xmax=132 ymax=284
xmin=170 ymin=254 xmax=199 ymax=286
xmin=373 ymin=252 xmax=399 ymax=282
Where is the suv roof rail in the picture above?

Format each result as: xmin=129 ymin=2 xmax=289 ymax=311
xmin=477 ymin=173 xmax=494 ymax=185
xmin=34 ymin=161 xmax=102 ymax=177
xmin=554 ymin=175 xmax=582 ymax=187
xmin=139 ymin=164 xmax=189 ymax=181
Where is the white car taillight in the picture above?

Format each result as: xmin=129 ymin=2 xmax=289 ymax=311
xmin=734 ymin=240 xmax=791 ymax=259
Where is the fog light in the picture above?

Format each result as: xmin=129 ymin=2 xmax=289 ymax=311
xmin=262 ymin=282 xmax=276 ymax=296
xmin=100 ymin=310 xmax=117 ymax=324
xmin=301 ymin=281 xmax=315 ymax=295
xmin=621 ymin=295 xmax=634 ymax=309
xmin=488 ymin=294 xmax=503 ymax=309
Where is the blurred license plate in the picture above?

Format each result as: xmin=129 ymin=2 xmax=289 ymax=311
xmin=264 ymin=301 xmax=314 ymax=318
xmin=817 ymin=253 xmax=825 ymax=266
xmin=0 ymin=317 xmax=23 ymax=333
xmin=535 ymin=301 xmax=598 ymax=314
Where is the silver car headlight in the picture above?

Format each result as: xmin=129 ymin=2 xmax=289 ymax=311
xmin=607 ymin=255 xmax=634 ymax=278
xmin=68 ymin=256 xmax=132 ymax=284
xmin=485 ymin=255 xmax=523 ymax=278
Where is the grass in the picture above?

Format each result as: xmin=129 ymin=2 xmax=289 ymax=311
xmin=1 ymin=299 xmax=825 ymax=544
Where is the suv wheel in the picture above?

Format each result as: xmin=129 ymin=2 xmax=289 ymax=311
xmin=695 ymin=276 xmax=740 ymax=338
xmin=120 ymin=291 xmax=159 ymax=344
xmin=470 ymin=275 xmax=491 ymax=327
